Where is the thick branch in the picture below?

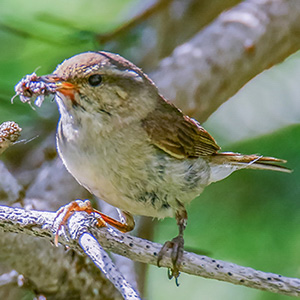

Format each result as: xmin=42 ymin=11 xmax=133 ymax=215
xmin=152 ymin=0 xmax=300 ymax=122
xmin=0 ymin=205 xmax=299 ymax=297
xmin=151 ymin=0 xmax=242 ymax=62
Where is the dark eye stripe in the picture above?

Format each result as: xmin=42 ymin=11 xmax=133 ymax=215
xmin=88 ymin=74 xmax=102 ymax=86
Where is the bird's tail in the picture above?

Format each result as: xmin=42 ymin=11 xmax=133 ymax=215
xmin=208 ymin=152 xmax=291 ymax=183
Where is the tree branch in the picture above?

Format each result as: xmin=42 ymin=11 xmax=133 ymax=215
xmin=0 ymin=205 xmax=299 ymax=298
xmin=152 ymin=0 xmax=300 ymax=122
xmin=0 ymin=204 xmax=140 ymax=299
xmin=147 ymin=0 xmax=242 ymax=65
xmin=79 ymin=233 xmax=140 ymax=300
xmin=4 ymin=1 xmax=300 ymax=298
xmin=96 ymin=0 xmax=174 ymax=44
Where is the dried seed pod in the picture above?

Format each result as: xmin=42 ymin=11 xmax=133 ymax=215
xmin=0 ymin=121 xmax=22 ymax=154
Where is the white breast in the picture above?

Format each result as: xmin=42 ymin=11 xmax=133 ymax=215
xmin=56 ymin=111 xmax=175 ymax=218
xmin=56 ymin=99 xmax=211 ymax=219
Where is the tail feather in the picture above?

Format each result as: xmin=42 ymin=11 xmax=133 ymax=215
xmin=214 ymin=152 xmax=290 ymax=172
xmin=209 ymin=152 xmax=291 ymax=184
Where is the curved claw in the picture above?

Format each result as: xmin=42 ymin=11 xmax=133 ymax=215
xmin=157 ymin=234 xmax=184 ymax=285
xmin=157 ymin=240 xmax=173 ymax=267
xmin=168 ymin=269 xmax=180 ymax=286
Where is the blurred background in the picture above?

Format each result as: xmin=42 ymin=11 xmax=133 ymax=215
xmin=0 ymin=0 xmax=299 ymax=299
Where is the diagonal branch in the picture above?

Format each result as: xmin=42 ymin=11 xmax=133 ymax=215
xmin=96 ymin=0 xmax=174 ymax=44
xmin=152 ymin=0 xmax=300 ymax=122
xmin=0 ymin=205 xmax=140 ymax=300
xmin=0 ymin=205 xmax=299 ymax=297
xmin=78 ymin=232 xmax=140 ymax=299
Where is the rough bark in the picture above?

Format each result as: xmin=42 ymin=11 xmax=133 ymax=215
xmin=152 ymin=0 xmax=300 ymax=122
xmin=0 ymin=206 xmax=299 ymax=298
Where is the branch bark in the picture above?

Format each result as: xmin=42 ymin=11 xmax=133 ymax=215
xmin=152 ymin=0 xmax=300 ymax=122
xmin=0 ymin=205 xmax=134 ymax=299
xmin=100 ymin=0 xmax=242 ymax=69
xmin=0 ymin=205 xmax=299 ymax=298
xmin=3 ymin=0 xmax=300 ymax=298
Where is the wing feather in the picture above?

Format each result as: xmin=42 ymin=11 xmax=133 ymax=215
xmin=142 ymin=98 xmax=220 ymax=159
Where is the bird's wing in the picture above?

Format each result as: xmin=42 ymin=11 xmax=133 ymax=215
xmin=142 ymin=98 xmax=220 ymax=159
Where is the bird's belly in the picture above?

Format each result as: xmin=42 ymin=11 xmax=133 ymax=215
xmin=56 ymin=124 xmax=174 ymax=218
xmin=59 ymin=150 xmax=175 ymax=218
xmin=56 ymin=123 xmax=210 ymax=219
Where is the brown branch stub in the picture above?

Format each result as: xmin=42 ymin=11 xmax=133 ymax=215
xmin=0 ymin=205 xmax=299 ymax=297
xmin=0 ymin=121 xmax=22 ymax=155
xmin=96 ymin=0 xmax=174 ymax=44
xmin=152 ymin=0 xmax=300 ymax=122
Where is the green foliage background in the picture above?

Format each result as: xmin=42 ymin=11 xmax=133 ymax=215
xmin=0 ymin=1 xmax=299 ymax=299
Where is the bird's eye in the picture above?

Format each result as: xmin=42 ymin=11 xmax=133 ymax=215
xmin=88 ymin=74 xmax=102 ymax=87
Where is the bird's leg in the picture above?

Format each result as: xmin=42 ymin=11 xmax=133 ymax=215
xmin=54 ymin=200 xmax=135 ymax=246
xmin=94 ymin=209 xmax=135 ymax=233
xmin=157 ymin=207 xmax=187 ymax=285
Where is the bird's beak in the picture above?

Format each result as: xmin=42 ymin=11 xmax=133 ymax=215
xmin=41 ymin=75 xmax=78 ymax=100
xmin=55 ymin=82 xmax=78 ymax=100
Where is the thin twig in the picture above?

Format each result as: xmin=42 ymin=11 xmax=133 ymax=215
xmin=0 ymin=205 xmax=298 ymax=297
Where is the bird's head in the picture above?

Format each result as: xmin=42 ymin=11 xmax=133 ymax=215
xmin=44 ymin=51 xmax=159 ymax=123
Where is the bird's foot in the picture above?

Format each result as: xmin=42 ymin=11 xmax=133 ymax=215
xmin=53 ymin=200 xmax=135 ymax=246
xmin=53 ymin=200 xmax=106 ymax=246
xmin=157 ymin=234 xmax=184 ymax=286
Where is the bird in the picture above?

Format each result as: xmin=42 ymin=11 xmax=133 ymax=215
xmin=14 ymin=51 xmax=290 ymax=281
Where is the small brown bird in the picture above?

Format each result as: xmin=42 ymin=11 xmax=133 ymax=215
xmin=14 ymin=51 xmax=290 ymax=281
